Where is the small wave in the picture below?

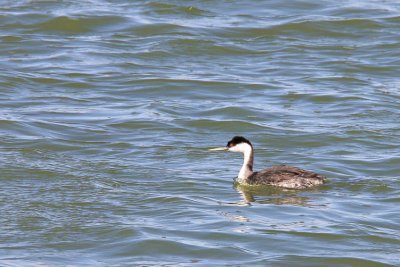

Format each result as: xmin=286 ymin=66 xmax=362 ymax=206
xmin=123 ymin=22 xmax=193 ymax=36
xmin=147 ymin=2 xmax=210 ymax=17
xmin=218 ymin=17 xmax=384 ymax=40
xmin=1 ymin=35 xmax=23 ymax=42
xmin=271 ymin=255 xmax=396 ymax=267
xmin=184 ymin=119 xmax=267 ymax=131
xmin=34 ymin=15 xmax=127 ymax=33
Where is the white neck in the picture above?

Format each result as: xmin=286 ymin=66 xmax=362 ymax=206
xmin=232 ymin=143 xmax=254 ymax=183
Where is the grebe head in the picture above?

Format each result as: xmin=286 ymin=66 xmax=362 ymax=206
xmin=226 ymin=136 xmax=253 ymax=153
xmin=208 ymin=136 xmax=253 ymax=153
xmin=208 ymin=136 xmax=255 ymax=181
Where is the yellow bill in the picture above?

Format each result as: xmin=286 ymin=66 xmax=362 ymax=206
xmin=208 ymin=147 xmax=228 ymax=151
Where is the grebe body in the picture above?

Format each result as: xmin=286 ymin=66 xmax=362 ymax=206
xmin=209 ymin=136 xmax=326 ymax=189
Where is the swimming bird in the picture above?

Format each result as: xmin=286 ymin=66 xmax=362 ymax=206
xmin=209 ymin=136 xmax=326 ymax=189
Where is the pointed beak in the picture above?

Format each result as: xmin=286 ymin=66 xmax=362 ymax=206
xmin=208 ymin=147 xmax=228 ymax=151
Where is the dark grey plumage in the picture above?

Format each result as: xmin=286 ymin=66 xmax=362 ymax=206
xmin=247 ymin=165 xmax=326 ymax=189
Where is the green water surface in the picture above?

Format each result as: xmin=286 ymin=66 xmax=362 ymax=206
xmin=0 ymin=1 xmax=399 ymax=266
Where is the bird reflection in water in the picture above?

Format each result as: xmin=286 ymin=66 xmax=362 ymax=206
xmin=234 ymin=183 xmax=313 ymax=206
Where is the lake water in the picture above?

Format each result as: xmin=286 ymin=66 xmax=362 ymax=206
xmin=0 ymin=1 xmax=399 ymax=266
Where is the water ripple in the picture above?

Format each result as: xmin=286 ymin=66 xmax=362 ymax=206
xmin=1 ymin=1 xmax=399 ymax=266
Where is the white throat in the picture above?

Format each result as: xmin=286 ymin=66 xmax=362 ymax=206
xmin=229 ymin=143 xmax=254 ymax=182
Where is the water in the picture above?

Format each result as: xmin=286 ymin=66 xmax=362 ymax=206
xmin=1 ymin=1 xmax=399 ymax=266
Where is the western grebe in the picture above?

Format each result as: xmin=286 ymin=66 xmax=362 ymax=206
xmin=209 ymin=136 xmax=326 ymax=189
